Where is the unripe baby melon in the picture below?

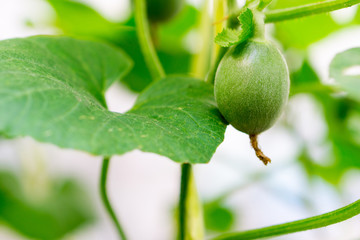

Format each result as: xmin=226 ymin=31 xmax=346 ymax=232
xmin=214 ymin=40 xmax=289 ymax=135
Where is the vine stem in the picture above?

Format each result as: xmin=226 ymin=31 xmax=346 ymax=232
xmin=265 ymin=0 xmax=360 ymax=22
xmin=178 ymin=164 xmax=204 ymax=240
xmin=223 ymin=0 xmax=360 ymax=28
xmin=100 ymin=157 xmax=127 ymax=240
xmin=134 ymin=0 xmax=205 ymax=238
xmin=258 ymin=0 xmax=273 ymax=11
xmin=213 ymin=198 xmax=360 ymax=240
xmin=178 ymin=164 xmax=191 ymax=240
xmin=134 ymin=0 xmax=165 ymax=81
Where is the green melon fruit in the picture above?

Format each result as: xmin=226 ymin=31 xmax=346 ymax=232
xmin=146 ymin=0 xmax=184 ymax=23
xmin=214 ymin=39 xmax=289 ymax=135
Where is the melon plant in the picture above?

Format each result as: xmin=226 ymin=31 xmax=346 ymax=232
xmin=0 ymin=0 xmax=360 ymax=239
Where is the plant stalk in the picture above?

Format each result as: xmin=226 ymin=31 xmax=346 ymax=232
xmin=258 ymin=0 xmax=273 ymax=11
xmin=191 ymin=0 xmax=212 ymax=79
xmin=134 ymin=0 xmax=165 ymax=81
xmin=227 ymin=0 xmax=360 ymax=26
xmin=213 ymin=198 xmax=360 ymax=240
xmin=212 ymin=0 xmax=227 ymax=63
xmin=178 ymin=164 xmax=204 ymax=240
xmin=100 ymin=157 xmax=127 ymax=240
xmin=265 ymin=0 xmax=360 ymax=22
xmin=205 ymin=0 xmax=236 ymax=84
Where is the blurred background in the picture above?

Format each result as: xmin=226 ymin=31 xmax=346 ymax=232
xmin=0 ymin=0 xmax=360 ymax=239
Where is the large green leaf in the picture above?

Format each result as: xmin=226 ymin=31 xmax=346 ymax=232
xmin=330 ymin=48 xmax=360 ymax=102
xmin=0 ymin=36 xmax=226 ymax=164
xmin=0 ymin=170 xmax=94 ymax=239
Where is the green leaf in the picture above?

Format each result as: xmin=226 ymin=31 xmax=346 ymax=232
xmin=0 ymin=170 xmax=94 ymax=239
xmin=215 ymin=8 xmax=254 ymax=47
xmin=330 ymin=48 xmax=360 ymax=102
xmin=213 ymin=198 xmax=360 ymax=240
xmin=0 ymin=36 xmax=227 ymax=164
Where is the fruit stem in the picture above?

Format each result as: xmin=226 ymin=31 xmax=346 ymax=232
xmin=251 ymin=10 xmax=266 ymax=40
xmin=100 ymin=157 xmax=127 ymax=240
xmin=134 ymin=0 xmax=165 ymax=81
xmin=249 ymin=134 xmax=271 ymax=165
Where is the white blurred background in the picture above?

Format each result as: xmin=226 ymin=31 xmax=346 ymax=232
xmin=0 ymin=0 xmax=360 ymax=239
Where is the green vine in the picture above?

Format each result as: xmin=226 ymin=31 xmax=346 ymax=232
xmin=134 ymin=0 xmax=165 ymax=81
xmin=178 ymin=164 xmax=191 ymax=240
xmin=214 ymin=198 xmax=360 ymax=240
xmin=178 ymin=164 xmax=204 ymax=240
xmin=100 ymin=157 xmax=127 ymax=240
xmin=228 ymin=0 xmax=360 ymax=27
xmin=265 ymin=0 xmax=360 ymax=22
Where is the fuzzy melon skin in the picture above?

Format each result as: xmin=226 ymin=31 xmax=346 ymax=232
xmin=214 ymin=40 xmax=289 ymax=135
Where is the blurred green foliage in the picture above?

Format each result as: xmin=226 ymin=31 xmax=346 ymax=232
xmin=204 ymin=201 xmax=235 ymax=232
xmin=330 ymin=48 xmax=360 ymax=102
xmin=269 ymin=0 xmax=360 ymax=49
xmin=290 ymin=60 xmax=360 ymax=185
xmin=47 ymin=0 xmax=199 ymax=92
xmin=0 ymin=170 xmax=94 ymax=239
xmin=146 ymin=0 xmax=184 ymax=23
